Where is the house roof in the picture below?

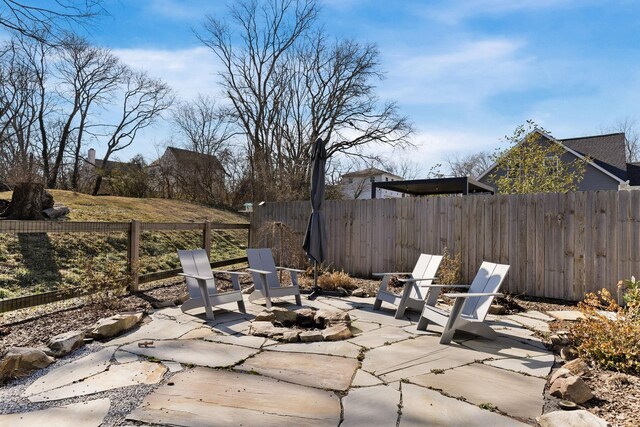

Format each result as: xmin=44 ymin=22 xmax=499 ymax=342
xmin=626 ymin=162 xmax=640 ymax=186
xmin=476 ymin=130 xmax=628 ymax=185
xmin=560 ymin=133 xmax=627 ymax=181
xmin=93 ymin=158 xmax=129 ymax=171
xmin=342 ymin=167 xmax=403 ymax=180
xmin=373 ymin=177 xmax=494 ymax=196
xmin=152 ymin=147 xmax=224 ymax=172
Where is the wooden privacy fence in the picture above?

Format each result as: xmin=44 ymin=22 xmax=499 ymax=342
xmin=250 ymin=190 xmax=640 ymax=301
xmin=0 ymin=220 xmax=250 ymax=313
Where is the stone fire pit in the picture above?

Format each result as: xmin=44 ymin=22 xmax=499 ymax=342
xmin=248 ymin=307 xmax=352 ymax=343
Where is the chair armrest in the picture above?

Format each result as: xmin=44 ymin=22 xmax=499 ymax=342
xmin=212 ymin=269 xmax=250 ymax=276
xmin=372 ymin=272 xmax=411 ymax=277
xmin=178 ymin=273 xmax=214 ymax=281
xmin=247 ymin=268 xmax=272 ymax=275
xmin=398 ymin=277 xmax=438 ymax=283
xmin=414 ymin=284 xmax=471 ymax=288
xmin=443 ymin=292 xmax=503 ymax=298
xmin=276 ymin=266 xmax=306 ymax=273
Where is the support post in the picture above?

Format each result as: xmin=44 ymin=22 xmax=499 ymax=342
xmin=203 ymin=220 xmax=212 ymax=258
xmin=128 ymin=219 xmax=141 ymax=292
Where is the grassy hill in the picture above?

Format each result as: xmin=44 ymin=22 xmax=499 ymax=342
xmin=0 ymin=191 xmax=249 ymax=299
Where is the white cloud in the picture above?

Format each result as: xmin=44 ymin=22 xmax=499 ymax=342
xmin=112 ymin=46 xmax=223 ymax=100
xmin=380 ymin=38 xmax=533 ymax=107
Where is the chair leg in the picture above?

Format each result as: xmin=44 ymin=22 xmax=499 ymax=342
xmin=417 ymin=314 xmax=430 ymax=330
xmin=294 ymin=294 xmax=302 ymax=306
xmin=196 ymin=280 xmax=215 ymax=321
xmin=440 ymin=297 xmax=465 ymax=345
xmin=237 ymin=300 xmax=246 ymax=313
xmin=373 ymin=297 xmax=383 ymax=311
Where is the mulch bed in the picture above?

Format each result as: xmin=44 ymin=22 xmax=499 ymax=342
xmin=1 ymin=274 xmax=637 ymax=426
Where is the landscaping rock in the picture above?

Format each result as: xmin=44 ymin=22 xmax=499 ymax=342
xmin=560 ymin=346 xmax=579 ymax=361
xmin=550 ymin=334 xmax=570 ymax=347
xmin=550 ymin=375 xmax=594 ymax=404
xmin=351 ymin=288 xmax=368 ymax=298
xmin=269 ymin=307 xmax=297 ymax=325
xmin=249 ymin=321 xmax=288 ymax=338
xmin=47 ymin=330 xmax=85 ymax=358
xmin=563 ymin=358 xmax=591 ymax=377
xmin=0 ymin=347 xmax=55 ymax=381
xmin=549 ymin=368 xmax=572 ymax=385
xmin=322 ymin=324 xmax=352 ymax=341
xmin=300 ymin=330 xmax=323 ymax=342
xmin=537 ymin=410 xmax=610 ymax=427
xmin=282 ymin=331 xmax=300 ymax=343
xmin=294 ymin=308 xmax=317 ymax=327
xmin=315 ymin=309 xmax=350 ymax=327
xmin=489 ymin=304 xmax=506 ymax=315
xmin=86 ymin=312 xmax=144 ymax=339
xmin=254 ymin=311 xmax=276 ymax=322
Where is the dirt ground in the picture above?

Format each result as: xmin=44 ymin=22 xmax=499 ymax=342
xmin=1 ymin=274 xmax=636 ymax=426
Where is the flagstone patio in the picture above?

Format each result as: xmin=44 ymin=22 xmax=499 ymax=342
xmin=0 ymin=296 xmax=558 ymax=426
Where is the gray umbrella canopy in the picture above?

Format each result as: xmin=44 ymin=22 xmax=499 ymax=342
xmin=303 ymin=138 xmax=328 ymax=265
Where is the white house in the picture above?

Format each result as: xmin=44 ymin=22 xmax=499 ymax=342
xmin=341 ymin=168 xmax=405 ymax=199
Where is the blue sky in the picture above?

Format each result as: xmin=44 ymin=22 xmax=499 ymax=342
xmin=22 ymin=0 xmax=640 ymax=174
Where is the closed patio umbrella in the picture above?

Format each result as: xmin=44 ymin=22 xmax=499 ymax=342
xmin=303 ymin=137 xmax=328 ymax=299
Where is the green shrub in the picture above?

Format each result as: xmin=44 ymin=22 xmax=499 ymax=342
xmin=569 ymin=288 xmax=640 ymax=374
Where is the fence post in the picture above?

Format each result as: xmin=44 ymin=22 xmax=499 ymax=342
xmin=203 ymin=221 xmax=212 ymax=258
xmin=128 ymin=219 xmax=141 ymax=292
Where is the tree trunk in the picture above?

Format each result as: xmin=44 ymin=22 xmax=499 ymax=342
xmin=0 ymin=182 xmax=54 ymax=220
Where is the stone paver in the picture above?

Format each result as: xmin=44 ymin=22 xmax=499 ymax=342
xmin=127 ymin=367 xmax=341 ymax=427
xmin=29 ymin=361 xmax=166 ymax=402
xmin=485 ymin=353 xmax=554 ymax=377
xmin=266 ymin=340 xmax=362 ymax=358
xmin=342 ymin=384 xmax=400 ymax=427
xmin=518 ymin=310 xmax=555 ymax=322
xmin=410 ymin=363 xmax=546 ymax=420
xmin=351 ymin=369 xmax=384 ymax=387
xmin=120 ymin=339 xmax=257 ymax=368
xmin=350 ymin=320 xmax=381 ymax=334
xmin=505 ymin=314 xmax=551 ymax=333
xmin=361 ymin=335 xmax=483 ymax=382
xmin=236 ymin=350 xmax=358 ymax=391
xmin=23 ymin=347 xmax=115 ymax=397
xmin=114 ymin=350 xmax=138 ymax=364
xmin=461 ymin=335 xmax=550 ymax=359
xmin=350 ymin=309 xmax=413 ymax=327
xmin=203 ymin=333 xmax=273 ymax=349
xmin=104 ymin=318 xmax=201 ymax=346
xmin=400 ymin=382 xmax=529 ymax=427
xmin=546 ymin=310 xmax=586 ymax=321
xmin=0 ymin=398 xmax=111 ymax=427
xmin=348 ymin=325 xmax=413 ymax=349
xmin=178 ymin=327 xmax=217 ymax=340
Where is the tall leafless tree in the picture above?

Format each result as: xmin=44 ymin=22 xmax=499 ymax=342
xmin=200 ymin=0 xmax=412 ymax=202
xmin=445 ymin=151 xmax=492 ymax=178
xmin=92 ymin=70 xmax=173 ymax=195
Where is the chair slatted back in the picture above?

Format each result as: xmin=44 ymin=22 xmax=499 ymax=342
xmin=247 ymin=248 xmax=279 ymax=290
xmin=178 ymin=249 xmax=217 ymax=298
xmin=410 ymin=254 xmax=443 ymax=300
xmin=461 ymin=262 xmax=509 ymax=321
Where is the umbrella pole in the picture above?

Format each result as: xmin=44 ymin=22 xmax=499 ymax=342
xmin=308 ymin=261 xmax=322 ymax=300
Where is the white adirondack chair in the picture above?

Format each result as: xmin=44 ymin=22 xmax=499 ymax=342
xmin=417 ymin=261 xmax=510 ymax=344
xmin=247 ymin=248 xmax=303 ymax=308
xmin=177 ymin=249 xmax=247 ymax=320
xmin=373 ymin=254 xmax=444 ymax=319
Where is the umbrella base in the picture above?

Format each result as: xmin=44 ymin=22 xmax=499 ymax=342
xmin=307 ymin=286 xmax=323 ymax=300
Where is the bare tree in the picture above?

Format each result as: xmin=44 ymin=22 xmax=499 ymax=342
xmin=0 ymin=0 xmax=102 ymax=45
xmin=92 ymin=70 xmax=173 ymax=195
xmin=200 ymin=0 xmax=412 ymax=202
xmin=445 ymin=151 xmax=492 ymax=178
xmin=52 ymin=35 xmax=124 ymax=190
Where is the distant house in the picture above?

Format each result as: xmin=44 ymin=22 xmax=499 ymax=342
xmin=341 ymin=168 xmax=405 ymax=199
xmin=82 ymin=148 xmax=133 ymax=195
xmin=477 ymin=131 xmax=639 ymax=192
xmin=148 ymin=146 xmax=226 ymax=202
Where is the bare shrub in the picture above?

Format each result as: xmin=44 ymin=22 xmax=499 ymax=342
xmin=318 ymin=270 xmax=356 ymax=291
xmin=80 ymin=258 xmax=129 ymax=308
xmin=255 ymin=221 xmax=305 ymax=267
xmin=437 ymin=247 xmax=462 ymax=285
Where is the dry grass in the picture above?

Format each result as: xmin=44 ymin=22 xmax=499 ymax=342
xmin=0 ymin=191 xmax=248 ymax=298
xmin=317 ymin=270 xmax=357 ymax=291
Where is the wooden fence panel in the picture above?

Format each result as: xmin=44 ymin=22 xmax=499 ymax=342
xmin=250 ymin=191 xmax=640 ymax=301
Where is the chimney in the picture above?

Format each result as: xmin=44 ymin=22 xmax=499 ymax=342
xmin=88 ymin=148 xmax=96 ymax=165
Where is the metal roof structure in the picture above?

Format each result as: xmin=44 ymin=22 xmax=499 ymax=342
xmin=371 ymin=176 xmax=494 ymax=198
